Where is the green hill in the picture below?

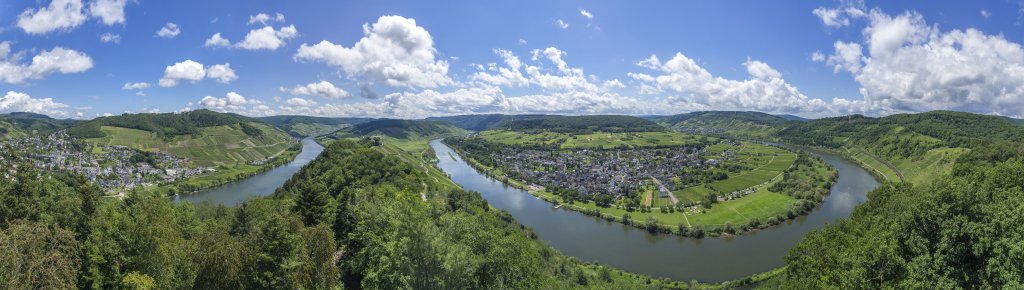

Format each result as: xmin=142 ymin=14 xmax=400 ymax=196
xmin=425 ymin=114 xmax=550 ymax=131
xmin=656 ymin=111 xmax=797 ymax=137
xmin=70 ymin=110 xmax=296 ymax=168
xmin=257 ymin=115 xmax=375 ymax=137
xmin=0 ymin=112 xmax=80 ymax=137
xmin=774 ymin=111 xmax=1024 ymax=183
xmin=332 ymin=119 xmax=467 ymax=140
xmin=504 ymin=115 xmax=667 ymax=133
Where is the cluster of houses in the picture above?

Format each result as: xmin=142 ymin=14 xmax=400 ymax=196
xmin=2 ymin=130 xmax=210 ymax=194
xmin=491 ymin=146 xmax=714 ymax=196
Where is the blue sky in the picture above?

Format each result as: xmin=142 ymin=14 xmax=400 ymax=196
xmin=2 ymin=0 xmax=1024 ymax=119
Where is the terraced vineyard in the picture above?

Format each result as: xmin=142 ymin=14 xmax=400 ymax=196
xmin=675 ymin=142 xmax=797 ymax=203
xmin=86 ymin=123 xmax=294 ymax=167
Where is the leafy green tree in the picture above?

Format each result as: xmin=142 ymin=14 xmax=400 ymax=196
xmin=0 ymin=221 xmax=80 ymax=289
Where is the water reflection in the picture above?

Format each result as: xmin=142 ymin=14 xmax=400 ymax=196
xmin=430 ymin=139 xmax=879 ymax=282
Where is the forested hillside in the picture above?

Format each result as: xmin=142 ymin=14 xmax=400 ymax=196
xmin=425 ymin=114 xmax=550 ymax=131
xmin=326 ymin=119 xmax=467 ymax=140
xmin=0 ymin=137 xmax=687 ymax=289
xmin=67 ymin=109 xmax=263 ymax=139
xmin=258 ymin=115 xmax=374 ymax=137
xmin=656 ymin=111 xmax=796 ymax=138
xmin=773 ymin=145 xmax=1024 ymax=289
xmin=0 ymin=112 xmax=80 ymax=136
xmin=505 ymin=115 xmax=667 ymax=133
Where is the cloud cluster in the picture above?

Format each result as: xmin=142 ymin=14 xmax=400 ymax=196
xmin=285 ymin=81 xmax=351 ymax=99
xmin=249 ymin=12 xmax=285 ymax=25
xmin=294 ymin=15 xmax=451 ymax=89
xmin=156 ymin=23 xmax=181 ymax=38
xmin=206 ymin=13 xmax=298 ymax=51
xmin=206 ymin=26 xmax=299 ymax=51
xmin=196 ymin=92 xmax=275 ymax=116
xmin=629 ymin=52 xmax=832 ymax=114
xmin=158 ymin=60 xmax=237 ymax=87
xmin=17 ymin=0 xmax=130 ymax=35
xmin=811 ymin=0 xmax=865 ymax=28
xmin=819 ymin=9 xmax=1024 ymax=117
xmin=0 ymin=42 xmax=94 ymax=84
xmin=99 ymin=32 xmax=120 ymax=43
xmin=0 ymin=91 xmax=69 ymax=117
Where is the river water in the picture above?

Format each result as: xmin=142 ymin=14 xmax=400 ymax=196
xmin=173 ymin=138 xmax=324 ymax=206
xmin=174 ymin=136 xmax=876 ymax=282
xmin=429 ymin=139 xmax=879 ymax=282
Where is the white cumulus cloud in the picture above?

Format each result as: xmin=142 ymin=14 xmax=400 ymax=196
xmin=0 ymin=43 xmax=94 ymax=84
xmin=121 ymin=82 xmax=150 ymax=90
xmin=286 ymin=81 xmax=351 ymax=99
xmin=294 ymin=15 xmax=451 ymax=89
xmin=17 ymin=0 xmax=88 ymax=35
xmin=0 ymin=91 xmax=69 ymax=117
xmin=825 ymin=9 xmax=1024 ymax=116
xmin=158 ymin=60 xmax=205 ymax=87
xmin=156 ymin=22 xmax=181 ymax=38
xmin=205 ymin=63 xmax=238 ymax=83
xmin=249 ymin=12 xmax=285 ymax=25
xmin=88 ymin=0 xmax=127 ymax=25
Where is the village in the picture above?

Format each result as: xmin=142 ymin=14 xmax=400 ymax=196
xmin=489 ymin=145 xmax=730 ymax=197
xmin=2 ymin=130 xmax=211 ymax=194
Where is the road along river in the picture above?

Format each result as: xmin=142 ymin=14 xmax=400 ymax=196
xmin=429 ymin=139 xmax=878 ymax=282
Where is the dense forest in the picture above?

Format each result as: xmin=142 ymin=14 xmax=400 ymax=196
xmin=328 ymin=119 xmax=466 ymax=140
xmin=775 ymin=146 xmax=1024 ymax=289
xmin=66 ymin=110 xmax=263 ymax=139
xmin=776 ymin=111 xmax=1024 ymax=159
xmin=503 ymin=115 xmax=668 ymax=134
xmin=258 ymin=115 xmax=375 ymax=137
xmin=0 ymin=138 xmax=686 ymax=289
xmin=425 ymin=114 xmax=550 ymax=131
xmin=0 ymin=112 xmax=81 ymax=136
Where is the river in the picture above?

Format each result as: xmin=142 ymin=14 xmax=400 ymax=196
xmin=173 ymin=138 xmax=324 ymax=206
xmin=429 ymin=139 xmax=879 ymax=282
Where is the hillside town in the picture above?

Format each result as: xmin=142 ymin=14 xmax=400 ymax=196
xmin=490 ymin=146 xmax=717 ymax=196
xmin=1 ymin=130 xmax=210 ymax=194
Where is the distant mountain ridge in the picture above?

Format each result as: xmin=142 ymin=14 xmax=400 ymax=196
xmin=425 ymin=114 xmax=551 ymax=131
xmin=500 ymin=115 xmax=667 ymax=133
xmin=0 ymin=111 xmax=81 ymax=136
xmin=330 ymin=119 xmax=467 ymax=140
xmin=258 ymin=115 xmax=375 ymax=137
xmin=66 ymin=109 xmax=263 ymax=139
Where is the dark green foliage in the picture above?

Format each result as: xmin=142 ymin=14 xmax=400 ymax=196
xmin=504 ymin=115 xmax=667 ymax=133
xmin=258 ymin=115 xmax=374 ymax=137
xmin=777 ymin=110 xmax=1024 ymax=159
xmin=781 ymin=158 xmax=1024 ymax=289
xmin=426 ymin=114 xmax=550 ymax=131
xmin=336 ymin=118 xmax=464 ymax=139
xmin=0 ymin=112 xmax=80 ymax=135
xmin=66 ymin=109 xmax=263 ymax=139
xmin=656 ymin=111 xmax=796 ymax=127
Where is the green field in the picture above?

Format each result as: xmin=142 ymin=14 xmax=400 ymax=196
xmin=478 ymin=130 xmax=708 ymax=149
xmin=675 ymin=142 xmax=796 ymax=202
xmin=86 ymin=123 xmax=294 ymax=167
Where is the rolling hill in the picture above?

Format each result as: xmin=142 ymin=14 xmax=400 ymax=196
xmin=503 ymin=115 xmax=668 ymax=133
xmin=257 ymin=115 xmax=375 ymax=137
xmin=327 ymin=118 xmax=468 ymax=140
xmin=68 ymin=110 xmax=296 ymax=167
xmin=0 ymin=112 xmax=80 ymax=137
xmin=425 ymin=114 xmax=550 ymax=131
xmin=655 ymin=111 xmax=798 ymax=137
